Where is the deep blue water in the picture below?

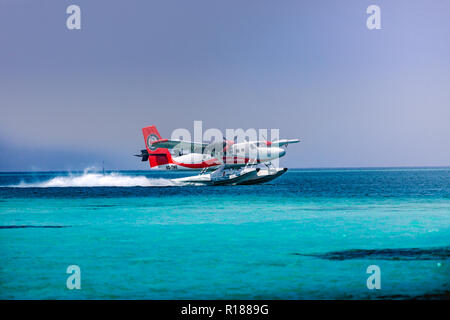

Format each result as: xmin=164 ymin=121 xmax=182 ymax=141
xmin=0 ymin=168 xmax=449 ymax=299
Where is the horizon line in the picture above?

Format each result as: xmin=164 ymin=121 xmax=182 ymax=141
xmin=1 ymin=165 xmax=450 ymax=174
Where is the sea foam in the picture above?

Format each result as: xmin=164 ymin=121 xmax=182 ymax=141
xmin=12 ymin=171 xmax=179 ymax=188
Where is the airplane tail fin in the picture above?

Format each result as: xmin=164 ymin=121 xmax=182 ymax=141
xmin=142 ymin=126 xmax=173 ymax=168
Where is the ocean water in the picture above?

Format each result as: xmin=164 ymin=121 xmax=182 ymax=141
xmin=0 ymin=168 xmax=449 ymax=299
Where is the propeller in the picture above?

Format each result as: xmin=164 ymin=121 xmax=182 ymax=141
xmin=133 ymin=149 xmax=149 ymax=162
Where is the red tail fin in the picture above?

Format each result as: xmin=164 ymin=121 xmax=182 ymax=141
xmin=142 ymin=126 xmax=173 ymax=168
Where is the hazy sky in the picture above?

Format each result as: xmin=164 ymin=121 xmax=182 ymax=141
xmin=1 ymin=0 xmax=449 ymax=170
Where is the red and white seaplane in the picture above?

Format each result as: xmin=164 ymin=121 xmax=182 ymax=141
xmin=135 ymin=126 xmax=299 ymax=185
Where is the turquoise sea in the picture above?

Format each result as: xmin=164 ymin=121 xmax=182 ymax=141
xmin=0 ymin=168 xmax=449 ymax=299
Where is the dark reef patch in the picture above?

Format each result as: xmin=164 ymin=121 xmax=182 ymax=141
xmin=293 ymin=247 xmax=450 ymax=261
xmin=0 ymin=225 xmax=70 ymax=229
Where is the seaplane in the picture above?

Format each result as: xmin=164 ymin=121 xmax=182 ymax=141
xmin=135 ymin=126 xmax=300 ymax=185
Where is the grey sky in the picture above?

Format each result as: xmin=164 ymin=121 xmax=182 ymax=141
xmin=1 ymin=0 xmax=449 ymax=170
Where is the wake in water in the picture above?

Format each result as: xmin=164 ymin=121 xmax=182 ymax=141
xmin=11 ymin=171 xmax=180 ymax=188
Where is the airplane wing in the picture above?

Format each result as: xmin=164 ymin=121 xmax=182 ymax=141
xmin=271 ymin=139 xmax=300 ymax=147
xmin=203 ymin=141 xmax=227 ymax=155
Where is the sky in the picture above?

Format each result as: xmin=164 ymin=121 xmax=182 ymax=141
xmin=1 ymin=0 xmax=449 ymax=171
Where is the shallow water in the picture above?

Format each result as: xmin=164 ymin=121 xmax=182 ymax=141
xmin=0 ymin=168 xmax=449 ymax=299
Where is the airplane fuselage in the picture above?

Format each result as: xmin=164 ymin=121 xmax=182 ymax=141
xmin=153 ymin=142 xmax=286 ymax=170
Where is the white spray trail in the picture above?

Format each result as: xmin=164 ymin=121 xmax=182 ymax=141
xmin=12 ymin=171 xmax=181 ymax=188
